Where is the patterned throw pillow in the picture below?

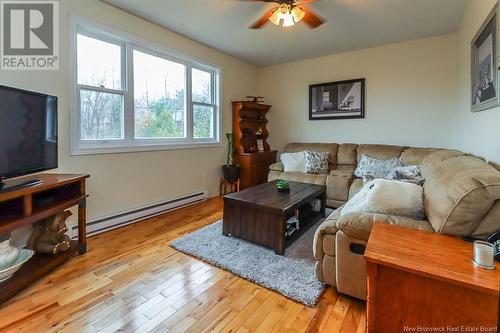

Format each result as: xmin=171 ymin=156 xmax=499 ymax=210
xmin=354 ymin=154 xmax=401 ymax=178
xmin=364 ymin=165 xmax=425 ymax=186
xmin=391 ymin=165 xmax=425 ymax=186
xmin=304 ymin=151 xmax=330 ymax=174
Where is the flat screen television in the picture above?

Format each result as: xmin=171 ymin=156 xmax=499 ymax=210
xmin=0 ymin=85 xmax=57 ymax=190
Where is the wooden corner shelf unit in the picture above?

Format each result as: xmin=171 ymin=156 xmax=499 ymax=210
xmin=0 ymin=173 xmax=89 ymax=304
xmin=232 ymin=101 xmax=277 ymax=189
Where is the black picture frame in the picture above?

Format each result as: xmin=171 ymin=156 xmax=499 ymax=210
xmin=309 ymin=78 xmax=365 ymax=120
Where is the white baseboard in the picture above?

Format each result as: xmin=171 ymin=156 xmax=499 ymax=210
xmin=71 ymin=190 xmax=209 ymax=238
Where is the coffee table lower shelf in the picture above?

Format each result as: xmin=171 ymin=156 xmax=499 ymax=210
xmin=285 ymin=212 xmax=323 ymax=247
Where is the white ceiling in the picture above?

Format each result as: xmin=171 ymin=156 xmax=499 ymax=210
xmin=102 ymin=0 xmax=467 ymax=67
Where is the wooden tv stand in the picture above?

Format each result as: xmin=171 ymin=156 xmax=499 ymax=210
xmin=0 ymin=173 xmax=89 ymax=304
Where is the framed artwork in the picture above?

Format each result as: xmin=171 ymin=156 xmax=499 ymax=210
xmin=309 ymin=78 xmax=365 ymax=120
xmin=471 ymin=5 xmax=499 ymax=112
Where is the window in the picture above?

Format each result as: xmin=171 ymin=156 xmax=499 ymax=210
xmin=72 ymin=18 xmax=220 ymax=154
xmin=133 ymin=49 xmax=186 ymax=140
xmin=77 ymin=34 xmax=124 ymax=141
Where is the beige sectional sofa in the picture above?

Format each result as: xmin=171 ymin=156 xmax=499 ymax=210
xmin=268 ymin=143 xmax=500 ymax=300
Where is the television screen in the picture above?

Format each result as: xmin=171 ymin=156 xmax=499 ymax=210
xmin=0 ymin=85 xmax=58 ymax=179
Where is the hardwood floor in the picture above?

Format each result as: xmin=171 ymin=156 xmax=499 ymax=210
xmin=0 ymin=197 xmax=366 ymax=333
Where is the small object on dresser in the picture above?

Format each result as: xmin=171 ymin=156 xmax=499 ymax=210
xmin=276 ymin=180 xmax=290 ymax=192
xmin=246 ymin=96 xmax=265 ymax=103
xmin=473 ymin=240 xmax=496 ymax=269
xmin=256 ymin=139 xmax=264 ymax=152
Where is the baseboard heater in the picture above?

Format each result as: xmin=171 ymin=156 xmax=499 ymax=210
xmin=71 ymin=190 xmax=209 ymax=238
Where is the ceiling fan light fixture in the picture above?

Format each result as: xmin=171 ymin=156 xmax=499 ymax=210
xmin=281 ymin=12 xmax=295 ymax=27
xmin=291 ymin=6 xmax=305 ymax=23
xmin=268 ymin=6 xmax=282 ymax=26
xmin=268 ymin=3 xmax=303 ymax=28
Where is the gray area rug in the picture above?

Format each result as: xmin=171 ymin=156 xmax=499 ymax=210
xmin=170 ymin=213 xmax=331 ymax=307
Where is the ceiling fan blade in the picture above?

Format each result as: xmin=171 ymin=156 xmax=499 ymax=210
xmin=301 ymin=6 xmax=325 ymax=28
xmin=234 ymin=0 xmax=281 ymax=2
xmin=249 ymin=8 xmax=275 ymax=29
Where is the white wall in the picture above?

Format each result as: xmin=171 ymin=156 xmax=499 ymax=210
xmin=0 ymin=0 xmax=258 ymax=223
xmin=258 ymin=34 xmax=458 ymax=154
xmin=454 ymin=0 xmax=500 ymax=165
xmin=4 ymin=0 xmax=495 ymax=227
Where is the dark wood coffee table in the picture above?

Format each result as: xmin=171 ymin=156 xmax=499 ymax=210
xmin=223 ymin=180 xmax=326 ymax=255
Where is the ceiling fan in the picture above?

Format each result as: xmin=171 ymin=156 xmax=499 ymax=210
xmin=248 ymin=0 xmax=325 ymax=29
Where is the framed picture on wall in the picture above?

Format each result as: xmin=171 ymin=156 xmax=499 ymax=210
xmin=471 ymin=5 xmax=499 ymax=112
xmin=309 ymin=78 xmax=365 ymax=120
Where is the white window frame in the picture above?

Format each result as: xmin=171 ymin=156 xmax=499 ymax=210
xmin=70 ymin=15 xmax=221 ymax=155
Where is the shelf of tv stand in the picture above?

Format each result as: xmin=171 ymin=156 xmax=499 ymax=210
xmin=0 ymin=195 xmax=88 ymax=235
xmin=0 ymin=173 xmax=89 ymax=304
xmin=0 ymin=240 xmax=79 ymax=304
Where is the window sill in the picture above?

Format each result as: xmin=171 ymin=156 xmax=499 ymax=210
xmin=71 ymin=141 xmax=222 ymax=156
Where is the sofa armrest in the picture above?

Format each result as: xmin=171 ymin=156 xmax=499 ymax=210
xmin=336 ymin=211 xmax=434 ymax=241
xmin=269 ymin=162 xmax=284 ymax=172
xmin=313 ymin=209 xmax=341 ymax=260
xmin=326 ymin=168 xmax=355 ymax=202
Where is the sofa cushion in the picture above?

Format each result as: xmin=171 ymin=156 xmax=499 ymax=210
xmin=424 ymin=155 xmax=500 ymax=236
xmin=420 ymin=149 xmax=465 ymax=178
xmin=269 ymin=162 xmax=284 ymax=172
xmin=400 ymin=147 xmax=440 ymax=166
xmin=280 ymin=152 xmax=305 ymax=172
xmin=268 ymin=171 xmax=328 ymax=185
xmin=356 ymin=144 xmax=405 ymax=162
xmin=349 ymin=178 xmax=364 ymax=199
xmin=326 ymin=168 xmax=355 ymax=202
xmin=336 ymin=211 xmax=433 ymax=241
xmin=337 ymin=144 xmax=358 ymax=165
xmin=341 ymin=179 xmax=426 ymax=220
xmin=473 ymin=200 xmax=500 ymax=238
xmin=284 ymin=143 xmax=339 ymax=164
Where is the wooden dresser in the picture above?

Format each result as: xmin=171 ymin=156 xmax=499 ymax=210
xmin=365 ymin=224 xmax=500 ymax=332
xmin=232 ymin=101 xmax=277 ymax=189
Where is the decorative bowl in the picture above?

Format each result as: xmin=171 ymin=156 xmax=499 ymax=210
xmin=0 ymin=239 xmax=19 ymax=269
xmin=0 ymin=249 xmax=34 ymax=283
xmin=276 ymin=180 xmax=290 ymax=193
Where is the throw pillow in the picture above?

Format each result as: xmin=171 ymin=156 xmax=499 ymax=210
xmin=341 ymin=178 xmax=426 ymax=220
xmin=280 ymin=152 xmax=306 ymax=172
xmin=390 ymin=165 xmax=425 ymax=186
xmin=354 ymin=154 xmax=401 ymax=178
xmin=304 ymin=151 xmax=330 ymax=174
